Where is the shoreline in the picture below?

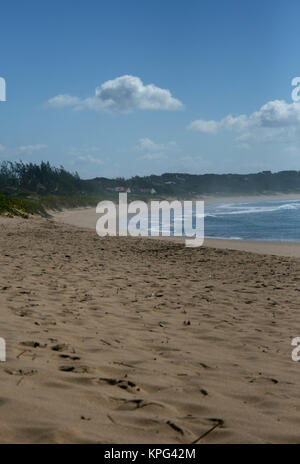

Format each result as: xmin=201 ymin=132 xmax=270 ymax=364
xmin=51 ymin=192 xmax=300 ymax=258
xmin=197 ymin=192 xmax=300 ymax=205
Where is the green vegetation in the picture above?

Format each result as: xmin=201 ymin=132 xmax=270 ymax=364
xmin=0 ymin=193 xmax=44 ymax=218
xmin=1 ymin=160 xmax=300 ymax=217
xmin=0 ymin=193 xmax=104 ymax=218
xmin=87 ymin=171 xmax=300 ymax=197
xmin=0 ymin=161 xmax=104 ymax=217
xmin=0 ymin=161 xmax=83 ymax=195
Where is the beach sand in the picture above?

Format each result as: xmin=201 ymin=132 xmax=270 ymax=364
xmin=1 ymin=213 xmax=300 ymax=443
xmin=52 ymin=204 xmax=300 ymax=258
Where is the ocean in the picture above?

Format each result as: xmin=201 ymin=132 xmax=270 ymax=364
xmin=148 ymin=198 xmax=300 ymax=242
xmin=204 ymin=198 xmax=300 ymax=241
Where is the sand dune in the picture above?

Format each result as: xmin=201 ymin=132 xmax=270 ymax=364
xmin=0 ymin=215 xmax=300 ymax=443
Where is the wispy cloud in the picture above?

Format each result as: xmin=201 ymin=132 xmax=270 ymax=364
xmin=18 ymin=144 xmax=47 ymax=155
xmin=47 ymin=75 xmax=183 ymax=112
xmin=76 ymin=154 xmax=104 ymax=165
xmin=187 ymin=120 xmax=220 ymax=134
xmin=47 ymin=95 xmax=80 ymax=108
xmin=68 ymin=146 xmax=104 ymax=166
xmin=135 ymin=137 xmax=179 ymax=161
xmin=284 ymin=145 xmax=300 ymax=156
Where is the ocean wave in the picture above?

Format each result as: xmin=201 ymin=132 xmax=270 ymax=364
xmin=206 ymin=201 xmax=300 ymax=216
xmin=206 ymin=235 xmax=243 ymax=240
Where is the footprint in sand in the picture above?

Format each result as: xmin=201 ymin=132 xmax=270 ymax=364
xmin=59 ymin=354 xmax=81 ymax=360
xmin=51 ymin=343 xmax=69 ymax=352
xmin=115 ymin=398 xmax=165 ymax=411
xmin=5 ymin=368 xmax=37 ymax=376
xmin=59 ymin=365 xmax=91 ymax=374
xmin=20 ymin=341 xmax=46 ymax=348
xmin=98 ymin=377 xmax=141 ymax=393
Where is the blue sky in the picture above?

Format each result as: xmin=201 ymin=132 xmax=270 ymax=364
xmin=0 ymin=0 xmax=300 ymax=178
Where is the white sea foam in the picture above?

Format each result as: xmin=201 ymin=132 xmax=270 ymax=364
xmin=206 ymin=200 xmax=300 ymax=216
xmin=143 ymin=199 xmax=300 ymax=240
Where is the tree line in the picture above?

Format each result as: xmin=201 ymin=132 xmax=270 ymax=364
xmin=1 ymin=161 xmax=300 ymax=197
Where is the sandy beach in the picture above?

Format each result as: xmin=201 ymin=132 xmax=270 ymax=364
xmin=52 ymin=199 xmax=300 ymax=258
xmin=3 ymin=0 xmax=300 ymax=447
xmin=0 ymin=211 xmax=300 ymax=443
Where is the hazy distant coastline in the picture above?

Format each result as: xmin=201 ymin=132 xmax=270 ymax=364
xmin=2 ymin=161 xmax=300 ymax=199
xmin=167 ymin=192 xmax=300 ymax=204
xmin=106 ymin=192 xmax=300 ymax=203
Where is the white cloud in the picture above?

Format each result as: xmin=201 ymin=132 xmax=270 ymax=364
xmin=188 ymin=100 xmax=300 ymax=144
xmin=135 ymin=138 xmax=178 ymax=152
xmin=47 ymin=75 xmax=183 ymax=112
xmin=135 ymin=137 xmax=179 ymax=161
xmin=0 ymin=145 xmax=5 ymax=152
xmin=47 ymin=94 xmax=80 ymax=108
xmin=68 ymin=147 xmax=104 ymax=165
xmin=250 ymin=100 xmax=300 ymax=128
xmin=18 ymin=144 xmax=47 ymax=154
xmin=77 ymin=154 xmax=104 ymax=165
xmin=187 ymin=114 xmax=249 ymax=134
xmin=187 ymin=120 xmax=219 ymax=134
xmin=221 ymin=114 xmax=249 ymax=131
